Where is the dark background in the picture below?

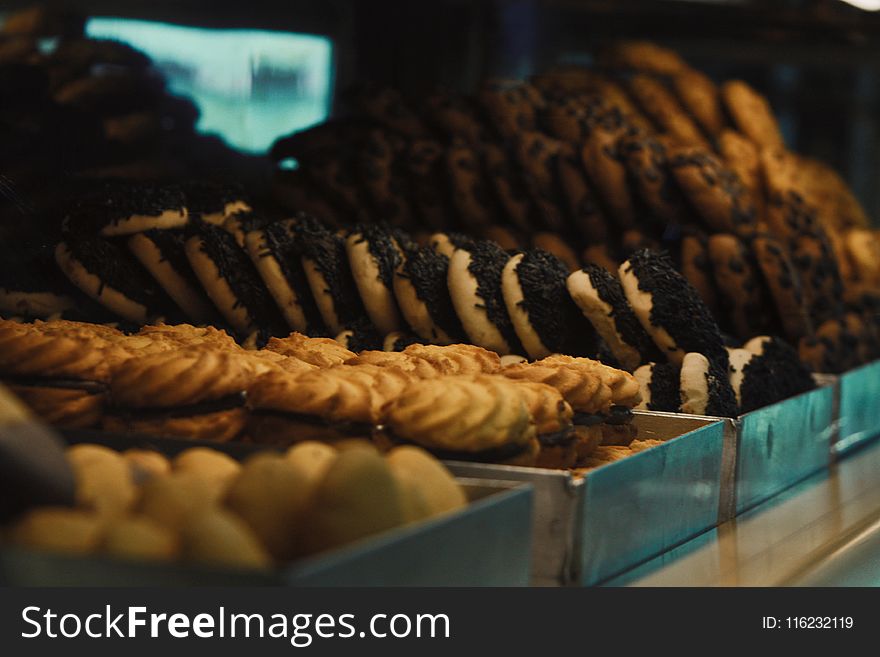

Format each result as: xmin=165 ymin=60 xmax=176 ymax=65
xmin=6 ymin=0 xmax=880 ymax=222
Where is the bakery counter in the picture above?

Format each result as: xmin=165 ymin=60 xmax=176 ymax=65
xmin=611 ymin=435 xmax=880 ymax=587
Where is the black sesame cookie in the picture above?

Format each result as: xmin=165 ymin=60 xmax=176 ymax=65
xmin=345 ymin=223 xmax=406 ymax=335
xmin=720 ymin=80 xmax=785 ymax=150
xmin=531 ymin=233 xmax=581 ymax=273
xmin=393 ymin=246 xmax=466 ymax=345
xmin=619 ymin=133 xmax=688 ymax=225
xmin=514 ymin=131 xmax=568 ymax=233
xmin=632 ymin=362 xmax=681 ymax=412
xmin=626 ymin=74 xmax=709 ymax=148
xmin=447 ymin=240 xmax=525 ymax=355
xmin=482 ymin=141 xmax=536 ymax=236
xmin=556 ymin=142 xmax=610 ymax=244
xmin=580 ymin=107 xmax=638 ymax=229
xmin=243 ymin=220 xmax=325 ymax=336
xmin=182 ymin=180 xmax=251 ymax=226
xmin=423 ymin=89 xmax=486 ymax=144
xmin=718 ymin=130 xmax=764 ymax=217
xmin=670 ymin=69 xmax=725 ymax=139
xmin=63 ymin=181 xmax=188 ymax=237
xmin=667 ymin=146 xmax=758 ymax=240
xmin=335 ymin=316 xmax=384 ymax=353
xmin=620 ymin=229 xmax=660 ymax=259
xmin=359 ymin=129 xmax=415 ymax=229
xmin=405 ymin=139 xmax=455 ymax=231
xmin=619 ymin=249 xmax=728 ymax=368
xmin=446 ymin=139 xmax=497 ymax=230
xmin=383 ymin=331 xmax=422 ymax=353
xmin=797 ymin=318 xmax=860 ymax=375
xmin=478 ymin=79 xmax=544 ymax=140
xmin=501 ymin=250 xmax=598 ymax=359
xmin=56 ymin=236 xmax=175 ymax=325
xmin=567 ymin=264 xmax=664 ymax=371
xmin=679 ymin=351 xmax=738 ymax=417
xmin=789 ymin=227 xmax=845 ymax=328
xmin=429 ymin=231 xmax=477 ymax=260
xmin=752 ymin=235 xmax=812 ymax=341
xmin=707 ymin=234 xmax=772 ymax=340
xmin=128 ymin=229 xmax=218 ymax=325
xmin=734 ymin=338 xmax=816 ymax=413
xmin=679 ymin=232 xmax=719 ymax=317
xmin=184 ymin=224 xmax=285 ymax=340
xmin=344 ymin=84 xmax=427 ymax=138
xmin=289 ymin=214 xmax=368 ymax=336
xmin=222 ymin=210 xmax=273 ymax=250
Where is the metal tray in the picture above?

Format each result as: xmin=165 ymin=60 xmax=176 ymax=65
xmin=733 ymin=383 xmax=836 ymax=515
xmin=1 ymin=434 xmax=533 ymax=587
xmin=834 ymin=359 xmax=880 ymax=457
xmin=445 ymin=411 xmax=727 ymax=586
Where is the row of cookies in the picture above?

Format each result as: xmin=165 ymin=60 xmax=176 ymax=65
xmin=5 ymin=440 xmax=467 ymax=567
xmin=0 ymin=318 xmax=642 ymax=469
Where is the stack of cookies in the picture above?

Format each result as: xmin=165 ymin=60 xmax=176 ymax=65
xmin=268 ymin=40 xmax=880 ymax=374
xmin=4 ymin=440 xmax=467 ymax=566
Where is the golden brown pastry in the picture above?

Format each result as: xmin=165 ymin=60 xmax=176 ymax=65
xmin=104 ymin=350 xmax=250 ymax=442
xmin=384 ymin=375 xmax=538 ymax=465
xmin=264 ymin=332 xmax=356 ymax=368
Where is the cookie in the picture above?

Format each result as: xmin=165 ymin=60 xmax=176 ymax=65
xmin=184 ymin=224 xmax=285 ymax=339
xmin=482 ymin=225 xmax=523 ymax=252
xmin=619 ymin=249 xmax=728 ymax=367
xmin=290 ymin=215 xmax=368 ymax=336
xmin=531 ymin=232 xmax=581 ymax=272
xmin=393 ymin=247 xmax=466 ymax=345
xmin=447 ymin=240 xmax=524 ymax=355
xmin=359 ymin=129 xmax=414 ymax=228
xmin=447 ymin=139 xmax=497 ymax=229
xmin=567 ymin=263 xmax=663 ymax=371
xmin=63 ymin=181 xmax=188 ymax=236
xmin=346 ymin=84 xmax=427 ymax=138
xmin=720 ymin=80 xmax=784 ymax=150
xmin=581 ymin=244 xmax=619 ymax=275
xmin=580 ymin=107 xmax=637 ymax=229
xmin=483 ymin=141 xmax=537 ymax=235
xmin=244 ymin=220 xmax=325 ymax=335
xmin=632 ymin=362 xmax=680 ymax=412
xmin=751 ymin=235 xmax=812 ymax=341
xmin=128 ymin=230 xmax=218 ymax=325
xmin=679 ymin=232 xmax=719 ymax=316
xmin=679 ymin=351 xmax=737 ymax=417
xmin=182 ymin=180 xmax=251 ymax=226
xmin=626 ymin=74 xmax=709 ymax=148
xmin=670 ymin=69 xmax=724 ymax=138
xmin=478 ymin=79 xmax=544 ymax=140
xmin=707 ymin=234 xmax=771 ymax=340
xmin=797 ymin=319 xmax=859 ymax=374
xmin=405 ymin=139 xmax=454 ymax=231
xmin=718 ymin=129 xmax=763 ymax=216
xmin=790 ymin=228 xmax=845 ymax=328
xmin=556 ymin=143 xmax=610 ymax=243
xmin=334 ymin=317 xmax=384 ymax=353
xmin=423 ymin=89 xmax=486 ymax=144
xmin=429 ymin=231 xmax=476 ymax=260
xmin=514 ymin=131 xmax=567 ymax=233
xmin=668 ymin=146 xmax=758 ymax=239
xmin=619 ymin=133 xmax=688 ymax=224
xmin=598 ymin=41 xmax=689 ymax=76
xmin=55 ymin=238 xmax=173 ymax=325
xmin=501 ymin=250 xmax=598 ymax=359
xmin=345 ymin=224 xmax=405 ymax=335
xmin=742 ymin=336 xmax=817 ymax=409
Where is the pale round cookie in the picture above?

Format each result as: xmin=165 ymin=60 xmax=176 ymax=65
xmin=725 ymin=347 xmax=754 ymax=410
xmin=128 ymin=230 xmax=217 ymax=324
xmin=393 ymin=247 xmax=465 ymax=345
xmin=679 ymin=352 xmax=737 ymax=417
xmin=447 ymin=241 xmax=523 ymax=355
xmin=345 ymin=225 xmax=405 ymax=335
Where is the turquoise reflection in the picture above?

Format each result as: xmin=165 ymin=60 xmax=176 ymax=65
xmin=86 ymin=18 xmax=333 ymax=154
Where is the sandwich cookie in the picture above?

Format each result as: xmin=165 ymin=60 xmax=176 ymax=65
xmin=265 ymin=332 xmax=356 ymax=369
xmin=128 ymin=229 xmax=218 ymax=324
xmin=384 ymin=376 xmax=539 ymax=466
xmin=183 ymin=180 xmax=251 ymax=226
xmin=448 ymin=240 xmax=525 ymax=355
xmin=619 ymin=249 xmax=728 ymax=368
xmin=500 ymin=379 xmax=578 ymax=469
xmin=501 ymin=249 xmax=598 ymax=359
xmin=393 ymin=247 xmax=466 ymax=345
xmin=64 ymin=181 xmax=188 ymax=237
xmin=55 ymin=237 xmax=174 ymax=325
xmin=632 ymin=362 xmax=681 ymax=412
xmin=567 ymin=264 xmax=664 ymax=371
xmin=184 ymin=224 xmax=285 ymax=340
xmin=345 ymin=224 xmax=405 ymax=335
xmin=104 ymin=350 xmax=250 ymax=442
xmin=679 ymin=352 xmax=737 ymax=417
xmin=290 ymin=215 xmax=368 ymax=335
xmin=244 ymin=220 xmax=325 ymax=335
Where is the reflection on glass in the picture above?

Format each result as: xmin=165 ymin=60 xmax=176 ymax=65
xmin=86 ymin=18 xmax=333 ymax=154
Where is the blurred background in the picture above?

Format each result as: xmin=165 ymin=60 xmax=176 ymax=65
xmin=3 ymin=0 xmax=880 ymax=220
